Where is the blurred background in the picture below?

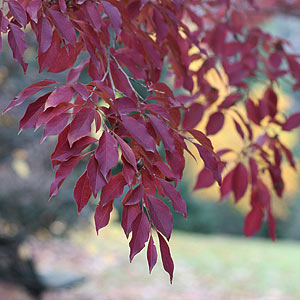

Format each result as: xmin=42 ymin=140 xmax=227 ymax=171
xmin=1 ymin=7 xmax=300 ymax=300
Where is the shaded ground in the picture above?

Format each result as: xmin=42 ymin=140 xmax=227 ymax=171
xmin=1 ymin=222 xmax=299 ymax=300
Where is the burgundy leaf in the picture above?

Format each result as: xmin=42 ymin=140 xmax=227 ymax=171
xmin=8 ymin=0 xmax=27 ymax=27
xmin=37 ymin=16 xmax=53 ymax=54
xmin=102 ymin=1 xmax=122 ymax=36
xmin=3 ymin=79 xmax=55 ymax=113
xmin=282 ymin=112 xmax=300 ymax=131
xmin=48 ymin=9 xmax=76 ymax=45
xmin=249 ymin=157 xmax=258 ymax=185
xmin=244 ymin=206 xmax=263 ymax=237
xmin=147 ymin=195 xmax=173 ymax=240
xmin=206 ymin=112 xmax=225 ymax=135
xmin=87 ymin=155 xmax=107 ymax=198
xmin=121 ymin=204 xmax=140 ymax=238
xmin=268 ymin=166 xmax=284 ymax=197
xmin=182 ymin=103 xmax=204 ymax=130
xmin=157 ymin=232 xmax=174 ymax=284
xmin=68 ymin=107 xmax=95 ymax=146
xmin=159 ymin=179 xmax=187 ymax=218
xmin=66 ymin=57 xmax=89 ymax=84
xmin=116 ymin=135 xmax=137 ymax=171
xmin=188 ymin=129 xmax=214 ymax=153
xmin=26 ymin=0 xmax=42 ymax=23
xmin=100 ymin=173 xmax=126 ymax=206
xmin=46 ymin=86 xmax=74 ymax=108
xmin=49 ymin=155 xmax=82 ymax=199
xmin=41 ymin=112 xmax=70 ymax=143
xmin=19 ymin=93 xmax=50 ymax=133
xmin=36 ymin=102 xmax=73 ymax=130
xmin=95 ymin=131 xmax=119 ymax=179
xmin=94 ymin=200 xmax=114 ymax=233
xmin=233 ymin=119 xmax=244 ymax=139
xmin=194 ymin=144 xmax=221 ymax=185
xmin=122 ymin=116 xmax=156 ymax=152
xmin=85 ymin=1 xmax=102 ymax=31
xmin=148 ymin=114 xmax=175 ymax=152
xmin=232 ymin=162 xmax=248 ymax=202
xmin=166 ymin=149 xmax=185 ymax=181
xmin=122 ymin=156 xmax=135 ymax=186
xmin=129 ymin=211 xmax=150 ymax=262
xmin=59 ymin=0 xmax=67 ymax=13
xmin=147 ymin=235 xmax=157 ymax=273
xmin=124 ymin=184 xmax=144 ymax=205
xmin=220 ymin=170 xmax=233 ymax=201
xmin=8 ymin=23 xmax=28 ymax=72
xmin=74 ymin=171 xmax=92 ymax=213
xmin=194 ymin=168 xmax=215 ymax=190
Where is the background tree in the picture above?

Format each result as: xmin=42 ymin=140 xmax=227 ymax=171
xmin=1 ymin=0 xmax=300 ymax=282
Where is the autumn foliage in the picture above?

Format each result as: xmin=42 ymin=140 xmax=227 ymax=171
xmin=1 ymin=0 xmax=300 ymax=282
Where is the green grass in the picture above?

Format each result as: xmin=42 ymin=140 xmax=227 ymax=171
xmin=68 ymin=222 xmax=300 ymax=300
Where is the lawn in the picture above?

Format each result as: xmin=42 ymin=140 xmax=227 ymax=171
xmin=2 ymin=221 xmax=300 ymax=300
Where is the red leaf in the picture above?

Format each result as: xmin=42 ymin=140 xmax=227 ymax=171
xmin=3 ymin=79 xmax=56 ymax=113
xmin=41 ymin=112 xmax=70 ymax=143
xmin=94 ymin=200 xmax=114 ymax=234
xmin=59 ymin=0 xmax=67 ymax=13
xmin=182 ymin=103 xmax=204 ymax=130
xmin=68 ymin=107 xmax=95 ymax=146
xmin=8 ymin=23 xmax=28 ymax=72
xmin=218 ymin=93 xmax=242 ymax=109
xmin=147 ymin=235 xmax=157 ymax=273
xmin=85 ymin=1 xmax=102 ymax=31
xmin=116 ymin=135 xmax=137 ymax=171
xmin=8 ymin=0 xmax=27 ymax=27
xmin=194 ymin=144 xmax=221 ymax=185
xmin=66 ymin=57 xmax=89 ymax=84
xmin=19 ymin=93 xmax=50 ymax=133
xmin=166 ymin=149 xmax=185 ymax=181
xmin=121 ymin=204 xmax=140 ymax=238
xmin=46 ymin=86 xmax=74 ymax=109
xmin=26 ymin=0 xmax=42 ymax=23
xmin=206 ymin=112 xmax=225 ymax=135
xmin=154 ymin=161 xmax=177 ymax=181
xmin=148 ymin=114 xmax=175 ymax=152
xmin=220 ymin=170 xmax=233 ymax=201
xmin=194 ymin=168 xmax=215 ymax=190
xmin=233 ymin=119 xmax=244 ymax=139
xmin=157 ymin=232 xmax=174 ymax=284
xmin=87 ymin=155 xmax=107 ymax=198
xmin=249 ymin=157 xmax=258 ymax=184
xmin=37 ymin=16 xmax=53 ymax=54
xmin=147 ymin=195 xmax=173 ymax=240
xmin=159 ymin=179 xmax=187 ymax=218
xmin=232 ymin=162 xmax=248 ymax=202
xmin=95 ymin=131 xmax=119 ymax=179
xmin=49 ymin=155 xmax=82 ymax=199
xmin=121 ymin=156 xmax=135 ymax=186
xmin=188 ymin=129 xmax=214 ymax=153
xmin=36 ymin=102 xmax=73 ymax=130
xmin=73 ymin=171 xmax=92 ymax=213
xmin=244 ymin=206 xmax=263 ymax=237
xmin=124 ymin=184 xmax=144 ymax=205
xmin=129 ymin=211 xmax=150 ymax=262
xmin=48 ymin=9 xmax=76 ymax=46
xmin=102 ymin=1 xmax=122 ymax=36
xmin=282 ymin=112 xmax=300 ymax=131
xmin=122 ymin=116 xmax=156 ymax=152
xmin=100 ymin=173 xmax=126 ymax=206
xmin=268 ymin=166 xmax=284 ymax=197
xmin=153 ymin=9 xmax=168 ymax=42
